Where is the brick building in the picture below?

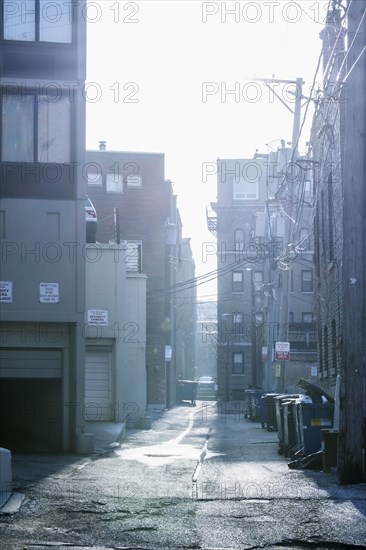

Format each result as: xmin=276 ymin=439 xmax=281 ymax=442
xmin=209 ymin=151 xmax=317 ymax=400
xmin=310 ymin=0 xmax=366 ymax=483
xmin=85 ymin=145 xmax=195 ymax=406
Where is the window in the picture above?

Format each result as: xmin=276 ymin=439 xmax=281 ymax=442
xmin=304 ymin=180 xmax=313 ymax=199
xmin=301 ymin=270 xmax=314 ymax=292
xmin=234 ymin=228 xmax=245 ymax=250
xmin=87 ymin=172 xmax=103 ymax=186
xmin=253 ymin=270 xmax=263 ymax=290
xmin=232 ymin=352 xmax=244 ymax=374
xmin=232 ymin=271 xmax=243 ymax=292
xmin=3 ymin=0 xmax=72 ymax=43
xmin=127 ymin=174 xmax=142 ymax=188
xmin=302 ymin=313 xmax=313 ymax=323
xmin=299 ymin=228 xmax=310 ymax=250
xmin=289 ymin=312 xmax=294 ymax=324
xmin=233 ymin=313 xmax=243 ymax=324
xmin=328 ymin=174 xmax=334 ymax=261
xmin=2 ymin=93 xmax=70 ymax=162
xmin=233 ymin=178 xmax=258 ymax=200
xmin=106 ymin=173 xmax=123 ymax=193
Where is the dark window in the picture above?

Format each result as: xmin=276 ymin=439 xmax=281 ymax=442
xmin=328 ymin=174 xmax=334 ymax=261
xmin=301 ymin=270 xmax=314 ymax=292
xmin=1 ymin=93 xmax=71 ymax=162
xmin=3 ymin=0 xmax=72 ymax=43
xmin=331 ymin=319 xmax=337 ymax=371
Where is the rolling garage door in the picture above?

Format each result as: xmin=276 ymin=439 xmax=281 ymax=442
xmin=85 ymin=349 xmax=113 ymax=421
xmin=0 ymin=349 xmax=62 ymax=378
xmin=0 ymin=348 xmax=63 ymax=451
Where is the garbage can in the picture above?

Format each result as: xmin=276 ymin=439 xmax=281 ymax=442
xmin=176 ymin=380 xmax=198 ymax=405
xmin=296 ymin=379 xmax=335 ymax=456
xmin=261 ymin=393 xmax=280 ymax=431
xmin=244 ymin=388 xmax=264 ymax=421
xmin=274 ymin=394 xmax=303 ymax=455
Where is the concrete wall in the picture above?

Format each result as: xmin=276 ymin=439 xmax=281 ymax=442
xmin=85 ymin=244 xmax=147 ymax=423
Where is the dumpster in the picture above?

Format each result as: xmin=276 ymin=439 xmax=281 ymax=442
xmin=176 ymin=380 xmax=198 ymax=405
xmin=296 ymin=379 xmax=334 ymax=456
xmin=261 ymin=393 xmax=280 ymax=431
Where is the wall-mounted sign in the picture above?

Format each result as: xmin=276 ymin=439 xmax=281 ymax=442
xmin=275 ymin=363 xmax=281 ymax=378
xmin=40 ymin=282 xmax=59 ymax=303
xmin=87 ymin=309 xmax=108 ymax=326
xmin=311 ymin=366 xmax=318 ymax=377
xmin=261 ymin=346 xmax=268 ymax=361
xmin=275 ymin=341 xmax=290 ymax=361
xmin=0 ymin=281 xmax=13 ymax=303
xmin=165 ymin=345 xmax=172 ymax=361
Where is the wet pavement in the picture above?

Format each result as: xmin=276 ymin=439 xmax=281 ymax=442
xmin=1 ymin=402 xmax=365 ymax=549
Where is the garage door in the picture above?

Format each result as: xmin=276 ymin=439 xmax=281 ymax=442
xmin=85 ymin=349 xmax=113 ymax=421
xmin=0 ymin=349 xmax=62 ymax=378
xmin=0 ymin=348 xmax=63 ymax=451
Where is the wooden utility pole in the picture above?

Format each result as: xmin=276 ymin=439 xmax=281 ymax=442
xmin=338 ymin=0 xmax=366 ymax=483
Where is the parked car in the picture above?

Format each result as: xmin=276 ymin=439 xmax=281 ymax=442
xmin=197 ymin=376 xmax=217 ymax=400
xmin=85 ymin=195 xmax=97 ymax=243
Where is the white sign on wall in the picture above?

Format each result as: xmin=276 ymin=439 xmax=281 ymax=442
xmin=275 ymin=341 xmax=290 ymax=361
xmin=0 ymin=281 xmax=13 ymax=302
xmin=87 ymin=309 xmax=108 ymax=326
xmin=40 ymin=282 xmax=59 ymax=303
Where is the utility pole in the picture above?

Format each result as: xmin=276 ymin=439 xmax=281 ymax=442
xmin=338 ymin=0 xmax=366 ymax=483
xmin=260 ymin=77 xmax=304 ymax=392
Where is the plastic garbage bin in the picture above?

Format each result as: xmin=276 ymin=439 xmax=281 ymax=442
xmin=261 ymin=393 xmax=280 ymax=431
xmin=274 ymin=394 xmax=303 ymax=455
xmin=296 ymin=378 xmax=335 ymax=456
xmin=244 ymin=388 xmax=264 ymax=421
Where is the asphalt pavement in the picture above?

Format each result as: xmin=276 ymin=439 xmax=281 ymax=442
xmin=0 ymin=401 xmax=365 ymax=550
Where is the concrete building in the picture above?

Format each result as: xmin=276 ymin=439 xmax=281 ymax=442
xmin=84 ymin=243 xmax=147 ymax=437
xmin=209 ymin=152 xmax=317 ymax=400
xmin=0 ymin=0 xmax=87 ymax=451
xmin=85 ymin=145 xmax=195 ymax=407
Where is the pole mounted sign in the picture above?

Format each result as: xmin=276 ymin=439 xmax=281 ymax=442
xmin=275 ymin=341 xmax=290 ymax=361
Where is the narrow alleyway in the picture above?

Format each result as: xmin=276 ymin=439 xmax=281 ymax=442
xmin=1 ymin=403 xmax=365 ymax=549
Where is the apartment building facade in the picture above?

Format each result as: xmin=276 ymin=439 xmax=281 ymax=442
xmin=0 ymin=1 xmax=87 ymax=451
xmin=209 ymin=152 xmax=317 ymax=400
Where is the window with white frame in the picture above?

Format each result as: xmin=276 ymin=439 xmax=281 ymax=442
xmin=126 ymin=174 xmax=142 ymax=188
xmin=232 ymin=352 xmax=244 ymax=374
xmin=233 ymin=178 xmax=258 ymax=200
xmin=106 ymin=173 xmax=123 ymax=193
xmin=2 ymin=93 xmax=70 ymax=162
xmin=87 ymin=171 xmax=103 ymax=186
xmin=3 ymin=0 xmax=72 ymax=43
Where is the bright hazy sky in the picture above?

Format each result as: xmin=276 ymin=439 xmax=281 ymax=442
xmin=86 ymin=0 xmax=328 ymax=300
